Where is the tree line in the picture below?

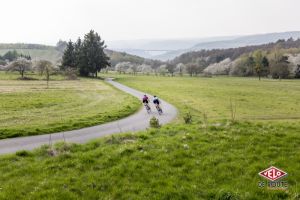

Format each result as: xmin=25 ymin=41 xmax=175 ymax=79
xmin=0 ymin=50 xmax=31 ymax=63
xmin=173 ymin=38 xmax=300 ymax=66
xmin=2 ymin=34 xmax=300 ymax=80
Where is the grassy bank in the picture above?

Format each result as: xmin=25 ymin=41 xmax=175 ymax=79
xmin=0 ymin=72 xmax=140 ymax=138
xmin=0 ymin=122 xmax=299 ymax=199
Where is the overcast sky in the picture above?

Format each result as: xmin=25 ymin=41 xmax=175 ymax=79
xmin=0 ymin=0 xmax=299 ymax=45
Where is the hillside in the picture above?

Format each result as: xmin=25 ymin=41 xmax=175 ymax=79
xmin=106 ymin=36 xmax=237 ymax=59
xmin=192 ymin=31 xmax=300 ymax=50
xmin=104 ymin=49 xmax=146 ymax=67
xmin=173 ymin=37 xmax=300 ymax=65
xmin=0 ymin=43 xmax=63 ymax=63
xmin=154 ymin=31 xmax=300 ymax=60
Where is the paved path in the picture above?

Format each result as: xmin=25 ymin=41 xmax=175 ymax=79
xmin=0 ymin=79 xmax=177 ymax=155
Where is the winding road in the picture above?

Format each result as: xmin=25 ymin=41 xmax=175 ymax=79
xmin=0 ymin=79 xmax=177 ymax=155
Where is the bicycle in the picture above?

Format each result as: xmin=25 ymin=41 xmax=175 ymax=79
xmin=155 ymin=104 xmax=163 ymax=115
xmin=144 ymin=103 xmax=151 ymax=114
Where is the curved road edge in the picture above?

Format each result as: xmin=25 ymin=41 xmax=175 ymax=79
xmin=0 ymin=79 xmax=178 ymax=155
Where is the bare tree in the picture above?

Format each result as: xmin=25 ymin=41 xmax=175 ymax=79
xmin=35 ymin=60 xmax=55 ymax=88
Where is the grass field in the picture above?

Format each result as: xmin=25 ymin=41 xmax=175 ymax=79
xmin=0 ymin=74 xmax=299 ymax=199
xmin=117 ymin=75 xmax=300 ymax=121
xmin=0 ymin=72 xmax=140 ymax=139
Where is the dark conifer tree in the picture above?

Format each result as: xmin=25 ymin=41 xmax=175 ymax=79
xmin=79 ymin=30 xmax=110 ymax=77
xmin=61 ymin=30 xmax=110 ymax=76
xmin=61 ymin=40 xmax=76 ymax=70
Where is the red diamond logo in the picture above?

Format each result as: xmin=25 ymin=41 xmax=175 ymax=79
xmin=259 ymin=166 xmax=287 ymax=181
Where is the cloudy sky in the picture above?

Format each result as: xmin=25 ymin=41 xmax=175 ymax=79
xmin=0 ymin=0 xmax=299 ymax=45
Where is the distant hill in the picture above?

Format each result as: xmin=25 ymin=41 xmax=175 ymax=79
xmin=107 ymin=37 xmax=237 ymax=51
xmin=154 ymin=31 xmax=300 ymax=60
xmin=107 ymin=36 xmax=237 ymax=59
xmin=173 ymin=38 xmax=300 ymax=65
xmin=104 ymin=49 xmax=147 ymax=67
xmin=0 ymin=43 xmax=63 ymax=63
xmin=191 ymin=31 xmax=300 ymax=50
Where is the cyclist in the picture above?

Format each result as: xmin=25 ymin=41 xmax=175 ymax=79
xmin=153 ymin=95 xmax=160 ymax=105
xmin=142 ymin=95 xmax=151 ymax=112
xmin=153 ymin=95 xmax=162 ymax=114
xmin=142 ymin=94 xmax=149 ymax=104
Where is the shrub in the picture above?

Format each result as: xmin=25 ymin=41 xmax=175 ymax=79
xmin=295 ymin=65 xmax=300 ymax=78
xmin=16 ymin=150 xmax=32 ymax=157
xmin=183 ymin=112 xmax=192 ymax=124
xmin=65 ymin=68 xmax=78 ymax=80
xmin=216 ymin=190 xmax=240 ymax=200
xmin=150 ymin=117 xmax=160 ymax=128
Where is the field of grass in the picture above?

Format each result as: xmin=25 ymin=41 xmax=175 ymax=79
xmin=0 ymin=72 xmax=140 ymax=139
xmin=0 ymin=71 xmax=65 ymax=80
xmin=0 ymin=74 xmax=299 ymax=199
xmin=117 ymin=75 xmax=300 ymax=121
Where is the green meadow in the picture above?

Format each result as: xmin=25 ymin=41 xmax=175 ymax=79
xmin=117 ymin=75 xmax=300 ymax=121
xmin=0 ymin=72 xmax=140 ymax=138
xmin=0 ymin=74 xmax=299 ymax=199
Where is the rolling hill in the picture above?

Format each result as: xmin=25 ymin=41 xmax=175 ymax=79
xmin=106 ymin=31 xmax=300 ymax=61
xmin=0 ymin=43 xmax=63 ymax=63
xmin=154 ymin=31 xmax=300 ymax=60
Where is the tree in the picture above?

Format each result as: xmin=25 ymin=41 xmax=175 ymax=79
xmin=6 ymin=58 xmax=32 ymax=78
xmin=74 ymin=38 xmax=82 ymax=68
xmin=55 ymin=40 xmax=68 ymax=52
xmin=158 ymin=65 xmax=168 ymax=76
xmin=3 ymin=50 xmax=19 ymax=62
xmin=261 ymin=56 xmax=269 ymax=77
xmin=295 ymin=65 xmax=300 ymax=78
xmin=130 ymin=65 xmax=138 ymax=75
xmin=0 ymin=55 xmax=7 ymax=66
xmin=196 ymin=58 xmax=208 ymax=74
xmin=115 ymin=62 xmax=130 ymax=74
xmin=269 ymin=55 xmax=290 ymax=79
xmin=176 ymin=63 xmax=185 ymax=76
xmin=253 ymin=51 xmax=269 ymax=80
xmin=78 ymin=30 xmax=110 ymax=77
xmin=204 ymin=58 xmax=233 ymax=75
xmin=269 ymin=50 xmax=290 ymax=79
xmin=253 ymin=50 xmax=264 ymax=80
xmin=61 ymin=30 xmax=110 ymax=77
xmin=0 ymin=59 xmax=6 ymax=66
xmin=61 ymin=40 xmax=75 ymax=70
xmin=185 ymin=63 xmax=197 ymax=76
xmin=166 ymin=63 xmax=176 ymax=76
xmin=139 ymin=64 xmax=152 ymax=75
xmin=230 ymin=55 xmax=255 ymax=76
xmin=35 ymin=60 xmax=55 ymax=88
